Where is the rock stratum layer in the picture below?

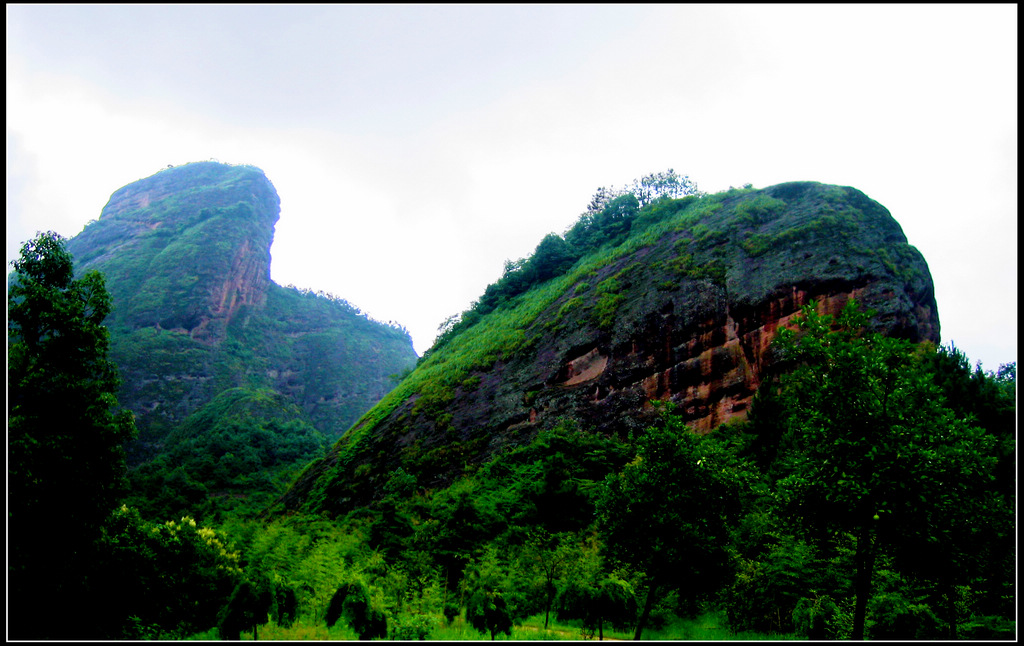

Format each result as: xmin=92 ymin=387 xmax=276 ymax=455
xmin=274 ymin=181 xmax=939 ymax=517
xmin=66 ymin=162 xmax=418 ymax=461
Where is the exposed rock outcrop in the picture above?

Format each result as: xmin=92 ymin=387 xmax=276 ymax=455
xmin=73 ymin=162 xmax=279 ymax=343
xmin=274 ymin=181 xmax=940 ymax=517
xmin=66 ymin=162 xmax=418 ymax=461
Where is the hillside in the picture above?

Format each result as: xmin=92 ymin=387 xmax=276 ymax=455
xmin=15 ymin=171 xmax=1013 ymax=642
xmin=273 ymin=181 xmax=940 ymax=516
xmin=65 ymin=162 xmax=419 ymax=463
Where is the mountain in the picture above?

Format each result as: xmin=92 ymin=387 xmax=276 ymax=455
xmin=272 ymin=181 xmax=940 ymax=517
xmin=65 ymin=162 xmax=418 ymax=463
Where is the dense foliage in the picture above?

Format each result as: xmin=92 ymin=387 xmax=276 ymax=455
xmin=198 ymin=316 xmax=1011 ymax=640
xmin=731 ymin=301 xmax=1014 ymax=639
xmin=6 ymin=180 xmax=1014 ymax=641
xmin=597 ymin=409 xmax=750 ymax=638
xmin=126 ymin=387 xmax=328 ymax=523
xmin=93 ymin=505 xmax=244 ymax=639
xmin=8 ymin=231 xmax=138 ymax=639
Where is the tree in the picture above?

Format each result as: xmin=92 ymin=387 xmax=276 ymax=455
xmin=596 ymin=408 xmax=747 ymax=639
xmin=525 ymin=233 xmax=577 ymax=284
xmin=582 ymin=169 xmax=700 ymax=214
xmin=218 ymin=577 xmax=273 ymax=640
xmin=628 ymin=169 xmax=701 ymax=207
xmin=595 ymin=193 xmax=639 ymax=240
xmin=516 ymin=529 xmax=576 ymax=630
xmin=8 ymin=231 xmax=137 ymax=639
xmin=92 ymin=506 xmax=244 ymax=638
xmin=555 ymin=534 xmax=636 ymax=640
xmin=567 ymin=170 xmax=700 ymax=255
xmin=270 ymin=579 xmax=299 ymax=628
xmin=768 ymin=300 xmax=1005 ymax=639
xmin=325 ymin=578 xmax=387 ymax=639
xmin=463 ymin=548 xmax=515 ymax=640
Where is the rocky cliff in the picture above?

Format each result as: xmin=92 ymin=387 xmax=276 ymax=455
xmin=66 ymin=162 xmax=419 ymax=461
xmin=273 ymin=181 xmax=940 ymax=517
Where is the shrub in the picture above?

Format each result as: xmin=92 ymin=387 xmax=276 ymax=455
xmin=325 ymin=579 xmax=387 ymax=640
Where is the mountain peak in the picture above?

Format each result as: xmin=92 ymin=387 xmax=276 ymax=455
xmin=72 ymin=162 xmax=280 ymax=342
xmin=65 ymin=162 xmax=418 ymax=461
xmin=273 ymin=181 xmax=940 ymax=517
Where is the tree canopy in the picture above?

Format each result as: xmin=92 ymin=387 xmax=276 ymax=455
xmin=8 ymin=231 xmax=137 ymax=639
xmin=597 ymin=408 xmax=749 ymax=639
xmin=763 ymin=300 xmax=1010 ymax=639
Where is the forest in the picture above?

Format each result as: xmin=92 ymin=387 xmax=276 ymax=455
xmin=7 ymin=177 xmax=1016 ymax=640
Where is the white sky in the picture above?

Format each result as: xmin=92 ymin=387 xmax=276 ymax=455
xmin=6 ymin=5 xmax=1017 ymax=369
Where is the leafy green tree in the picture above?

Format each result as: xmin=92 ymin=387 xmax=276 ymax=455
xmin=515 ymin=529 xmax=576 ymax=630
xmin=92 ymin=505 xmax=243 ymax=638
xmin=769 ymin=300 xmax=1006 ymax=639
xmin=325 ymin=577 xmax=388 ymax=639
xmin=723 ymin=507 xmax=824 ymax=635
xmin=923 ymin=346 xmax=1016 ymax=506
xmin=555 ymin=534 xmax=637 ymax=640
xmin=595 ymin=193 xmax=639 ymax=241
xmin=7 ymin=231 xmax=137 ymax=639
xmin=270 ymin=579 xmax=299 ymax=628
xmin=217 ymin=577 xmax=273 ymax=640
xmin=463 ymin=548 xmax=515 ymax=640
xmin=526 ymin=233 xmax=577 ymax=284
xmin=596 ymin=409 xmax=747 ymax=639
xmin=629 ymin=169 xmax=701 ymax=207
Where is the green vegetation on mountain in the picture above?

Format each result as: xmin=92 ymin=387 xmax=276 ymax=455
xmin=427 ymin=169 xmax=700 ymax=357
xmin=65 ymin=162 xmax=418 ymax=462
xmin=226 ymin=323 xmax=1011 ymax=640
xmin=45 ymin=161 xmax=419 ymax=533
xmin=126 ymin=387 xmax=328 ymax=522
xmin=6 ymin=173 xmax=1014 ymax=641
xmin=281 ymin=177 xmax=939 ymax=520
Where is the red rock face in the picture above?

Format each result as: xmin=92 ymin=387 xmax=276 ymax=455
xmin=523 ymin=285 xmax=905 ymax=439
xmin=191 ymin=237 xmax=271 ymax=344
xmin=79 ymin=162 xmax=279 ymax=345
xmin=634 ymin=287 xmax=869 ymax=433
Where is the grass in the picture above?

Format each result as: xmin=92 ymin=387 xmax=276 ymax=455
xmin=640 ymin=611 xmax=799 ymax=641
xmin=183 ymin=610 xmax=798 ymax=640
xmin=517 ymin=614 xmax=635 ymax=641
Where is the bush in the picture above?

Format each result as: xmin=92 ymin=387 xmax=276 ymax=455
xmin=389 ymin=612 xmax=437 ymax=640
xmin=959 ymin=615 xmax=1017 ymax=640
xmin=93 ymin=505 xmax=243 ymax=638
xmin=793 ymin=595 xmax=848 ymax=640
xmin=867 ymin=589 xmax=940 ymax=640
xmin=325 ymin=579 xmax=387 ymax=640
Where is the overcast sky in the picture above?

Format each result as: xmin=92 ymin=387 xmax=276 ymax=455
xmin=7 ymin=5 xmax=1017 ymax=370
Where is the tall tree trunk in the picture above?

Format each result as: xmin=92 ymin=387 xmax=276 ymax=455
xmin=944 ymin=580 xmax=958 ymax=640
xmin=544 ymin=580 xmax=553 ymax=630
xmin=633 ymin=580 xmax=658 ymax=641
xmin=852 ymin=523 xmax=877 ymax=640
